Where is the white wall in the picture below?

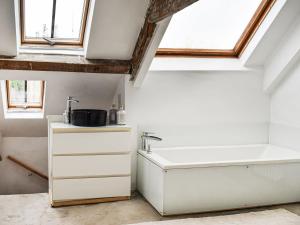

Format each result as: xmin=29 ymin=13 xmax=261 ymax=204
xmin=266 ymin=12 xmax=300 ymax=151
xmin=0 ymin=69 xmax=270 ymax=193
xmin=113 ymin=76 xmax=126 ymax=108
xmin=269 ymin=59 xmax=300 ymax=151
xmin=125 ymin=70 xmax=270 ymax=188
xmin=0 ymin=70 xmax=124 ymax=194
xmin=264 ymin=15 xmax=300 ymax=93
xmin=0 ymin=70 xmax=124 ymax=137
xmin=0 ymin=0 xmax=17 ymax=56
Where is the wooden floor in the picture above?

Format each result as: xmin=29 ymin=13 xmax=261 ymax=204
xmin=0 ymin=192 xmax=299 ymax=225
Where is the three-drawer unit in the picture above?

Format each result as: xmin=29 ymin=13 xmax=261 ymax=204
xmin=48 ymin=121 xmax=131 ymax=207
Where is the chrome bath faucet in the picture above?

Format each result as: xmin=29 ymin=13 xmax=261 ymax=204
xmin=141 ymin=132 xmax=162 ymax=154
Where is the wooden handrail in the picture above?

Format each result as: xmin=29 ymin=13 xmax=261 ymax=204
xmin=7 ymin=155 xmax=48 ymax=180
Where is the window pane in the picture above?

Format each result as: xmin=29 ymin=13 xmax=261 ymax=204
xmin=9 ymin=81 xmax=26 ymax=105
xmin=27 ymin=81 xmax=42 ymax=106
xmin=159 ymin=0 xmax=262 ymax=50
xmin=54 ymin=0 xmax=86 ymax=40
xmin=8 ymin=80 xmax=43 ymax=108
xmin=24 ymin=0 xmax=53 ymax=39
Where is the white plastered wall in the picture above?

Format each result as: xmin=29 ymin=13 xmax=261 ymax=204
xmin=125 ymin=70 xmax=270 ymax=189
xmin=0 ymin=70 xmax=124 ymax=194
xmin=0 ymin=0 xmax=17 ymax=56
xmin=265 ymin=14 xmax=300 ymax=152
xmin=269 ymin=61 xmax=300 ymax=151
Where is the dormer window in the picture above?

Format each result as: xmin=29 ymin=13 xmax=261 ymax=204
xmin=6 ymin=80 xmax=45 ymax=109
xmin=20 ymin=0 xmax=90 ymax=46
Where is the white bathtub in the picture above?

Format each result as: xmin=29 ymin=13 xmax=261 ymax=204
xmin=137 ymin=145 xmax=300 ymax=215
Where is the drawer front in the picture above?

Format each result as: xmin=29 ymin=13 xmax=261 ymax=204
xmin=52 ymin=154 xmax=131 ymax=178
xmin=52 ymin=132 xmax=130 ymax=155
xmin=52 ymin=176 xmax=131 ymax=201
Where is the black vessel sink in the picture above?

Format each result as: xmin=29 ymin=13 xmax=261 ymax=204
xmin=71 ymin=109 xmax=107 ymax=127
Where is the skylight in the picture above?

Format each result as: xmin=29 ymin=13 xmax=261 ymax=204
xmin=6 ymin=80 xmax=44 ymax=109
xmin=20 ymin=0 xmax=89 ymax=46
xmin=157 ymin=0 xmax=275 ymax=57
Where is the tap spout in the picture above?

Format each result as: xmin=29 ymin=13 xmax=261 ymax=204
xmin=141 ymin=132 xmax=162 ymax=153
xmin=146 ymin=136 xmax=162 ymax=141
xmin=66 ymin=96 xmax=79 ymax=124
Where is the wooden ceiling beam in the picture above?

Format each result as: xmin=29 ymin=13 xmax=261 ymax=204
xmin=131 ymin=0 xmax=199 ymax=80
xmin=0 ymin=54 xmax=131 ymax=74
xmin=131 ymin=19 xmax=157 ymax=78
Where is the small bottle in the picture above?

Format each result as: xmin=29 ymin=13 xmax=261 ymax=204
xmin=109 ymin=104 xmax=118 ymax=125
xmin=117 ymin=105 xmax=126 ymax=125
xmin=63 ymin=110 xmax=68 ymax=124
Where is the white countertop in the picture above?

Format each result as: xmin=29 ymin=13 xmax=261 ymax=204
xmin=50 ymin=122 xmax=131 ymax=133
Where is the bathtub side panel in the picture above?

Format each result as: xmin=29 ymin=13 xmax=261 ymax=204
xmin=163 ymin=163 xmax=300 ymax=215
xmin=137 ymin=154 xmax=164 ymax=214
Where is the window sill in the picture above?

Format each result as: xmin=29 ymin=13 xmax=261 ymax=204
xmin=19 ymin=46 xmax=84 ymax=56
xmin=4 ymin=110 xmax=44 ymax=119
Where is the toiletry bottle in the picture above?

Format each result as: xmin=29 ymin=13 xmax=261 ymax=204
xmin=109 ymin=104 xmax=118 ymax=125
xmin=63 ymin=110 xmax=68 ymax=124
xmin=117 ymin=105 xmax=126 ymax=125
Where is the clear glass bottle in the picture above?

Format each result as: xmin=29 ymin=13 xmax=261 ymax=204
xmin=109 ymin=104 xmax=118 ymax=125
xmin=117 ymin=105 xmax=126 ymax=125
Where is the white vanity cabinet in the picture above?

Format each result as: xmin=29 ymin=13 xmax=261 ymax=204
xmin=48 ymin=121 xmax=131 ymax=207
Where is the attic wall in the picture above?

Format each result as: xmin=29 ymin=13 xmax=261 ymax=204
xmin=266 ymin=14 xmax=300 ymax=151
xmin=113 ymin=76 xmax=126 ymax=108
xmin=270 ymin=59 xmax=300 ymax=151
xmin=0 ymin=70 xmax=124 ymax=137
xmin=125 ymin=70 xmax=270 ymax=189
xmin=264 ymin=16 xmax=300 ymax=92
xmin=0 ymin=0 xmax=17 ymax=56
xmin=0 ymin=70 xmax=125 ymax=194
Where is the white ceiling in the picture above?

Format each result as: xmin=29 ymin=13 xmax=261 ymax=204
xmin=0 ymin=0 xmax=17 ymax=56
xmin=241 ymin=0 xmax=300 ymax=66
xmin=85 ymin=0 xmax=149 ymax=60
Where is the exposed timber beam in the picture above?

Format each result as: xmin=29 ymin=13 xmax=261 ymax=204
xmin=131 ymin=0 xmax=199 ymax=81
xmin=0 ymin=54 xmax=131 ymax=74
xmin=131 ymin=18 xmax=157 ymax=78
xmin=148 ymin=0 xmax=198 ymax=23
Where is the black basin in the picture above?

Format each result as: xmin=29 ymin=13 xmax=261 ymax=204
xmin=71 ymin=109 xmax=107 ymax=127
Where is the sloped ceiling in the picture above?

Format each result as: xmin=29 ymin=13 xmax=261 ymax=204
xmin=0 ymin=0 xmax=149 ymax=61
xmin=242 ymin=0 xmax=300 ymax=66
xmin=0 ymin=0 xmax=17 ymax=56
xmin=83 ymin=0 xmax=149 ymax=60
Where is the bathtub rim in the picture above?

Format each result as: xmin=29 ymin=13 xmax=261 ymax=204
xmin=137 ymin=144 xmax=300 ymax=170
